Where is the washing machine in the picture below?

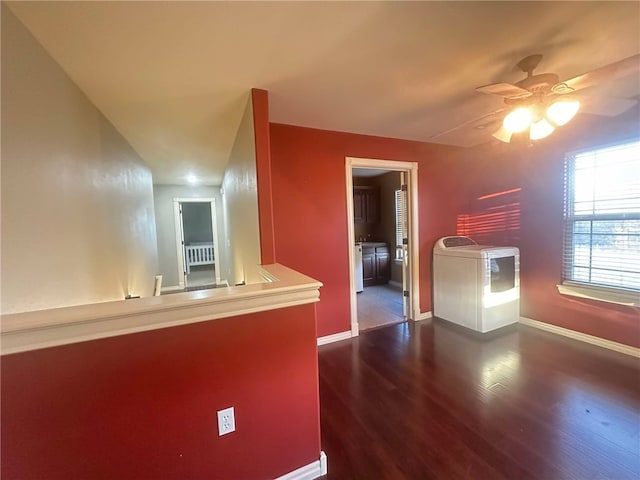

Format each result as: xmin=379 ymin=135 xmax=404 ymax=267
xmin=433 ymin=236 xmax=520 ymax=333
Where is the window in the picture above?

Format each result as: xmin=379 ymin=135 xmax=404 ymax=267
xmin=395 ymin=188 xmax=407 ymax=259
xmin=563 ymin=139 xmax=640 ymax=294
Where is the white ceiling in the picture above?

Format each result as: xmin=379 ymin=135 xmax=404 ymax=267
xmin=7 ymin=1 xmax=640 ymax=185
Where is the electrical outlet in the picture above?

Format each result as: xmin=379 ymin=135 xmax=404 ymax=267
xmin=217 ymin=407 xmax=235 ymax=436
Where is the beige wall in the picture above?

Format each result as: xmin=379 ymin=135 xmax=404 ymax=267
xmin=1 ymin=6 xmax=158 ymax=313
xmin=153 ymin=185 xmax=225 ymax=287
xmin=221 ymin=96 xmax=262 ymax=286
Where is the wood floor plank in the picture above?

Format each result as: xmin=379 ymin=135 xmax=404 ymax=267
xmin=318 ymin=319 xmax=640 ymax=479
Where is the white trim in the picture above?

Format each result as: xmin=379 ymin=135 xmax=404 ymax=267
xmin=388 ymin=280 xmax=403 ymax=289
xmin=320 ymin=451 xmax=327 ymax=476
xmin=415 ymin=310 xmax=433 ymax=321
xmin=519 ymin=316 xmax=640 ymax=358
xmin=173 ymin=200 xmax=186 ymax=289
xmin=173 ymin=197 xmax=222 ymax=288
xmin=345 ymin=164 xmax=359 ymax=337
xmin=351 ymin=320 xmax=360 ymax=338
xmin=160 ymin=285 xmax=183 ymax=293
xmin=557 ymin=283 xmax=639 ymax=307
xmin=345 ymin=158 xmax=420 ymax=334
xmin=276 ymin=451 xmax=327 ymax=480
xmin=1 ymin=265 xmax=322 ymax=355
xmin=317 ymin=330 xmax=352 ymax=346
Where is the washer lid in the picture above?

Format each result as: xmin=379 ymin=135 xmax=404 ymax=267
xmin=436 ymin=245 xmax=519 ymax=259
xmin=439 ymin=236 xmax=477 ymax=248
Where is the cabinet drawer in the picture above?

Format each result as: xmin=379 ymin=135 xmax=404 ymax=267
xmin=363 ymin=247 xmax=375 ymax=256
xmin=375 ymin=246 xmax=389 ymax=255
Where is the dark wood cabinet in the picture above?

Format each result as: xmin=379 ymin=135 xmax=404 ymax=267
xmin=362 ymin=248 xmax=375 ymax=283
xmin=353 ymin=186 xmax=379 ymax=224
xmin=363 ymin=244 xmax=390 ymax=286
xmin=376 ymin=250 xmax=390 ymax=281
xmin=353 ymin=188 xmax=366 ymax=223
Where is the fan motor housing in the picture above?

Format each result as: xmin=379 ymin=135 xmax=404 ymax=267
xmin=515 ymin=73 xmax=560 ymax=95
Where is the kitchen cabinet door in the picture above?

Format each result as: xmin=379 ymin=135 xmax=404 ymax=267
xmin=353 ymin=189 xmax=365 ymax=223
xmin=365 ymin=189 xmax=379 ymax=224
xmin=362 ymin=248 xmax=375 ymax=283
xmin=375 ymin=251 xmax=390 ymax=282
xmin=353 ymin=186 xmax=379 ymax=224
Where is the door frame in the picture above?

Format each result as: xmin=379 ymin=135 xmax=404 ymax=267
xmin=345 ymin=157 xmax=421 ymax=337
xmin=173 ymin=197 xmax=221 ymax=288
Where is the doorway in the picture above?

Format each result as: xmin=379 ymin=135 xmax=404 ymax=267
xmin=173 ymin=198 xmax=221 ymax=289
xmin=346 ymin=158 xmax=420 ymax=336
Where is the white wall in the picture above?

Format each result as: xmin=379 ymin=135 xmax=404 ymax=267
xmin=1 ymin=6 xmax=158 ymax=314
xmin=221 ymin=96 xmax=262 ymax=286
xmin=153 ymin=185 xmax=225 ymax=287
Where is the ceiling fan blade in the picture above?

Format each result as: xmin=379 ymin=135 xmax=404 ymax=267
xmin=579 ymin=96 xmax=638 ymax=117
xmin=553 ymin=53 xmax=640 ymax=93
xmin=476 ymin=82 xmax=532 ymax=99
xmin=429 ymin=107 xmax=507 ymax=139
xmin=492 ymin=126 xmax=513 ymax=143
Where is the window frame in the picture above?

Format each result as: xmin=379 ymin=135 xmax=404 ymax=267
xmin=559 ymin=138 xmax=640 ymax=306
xmin=394 ymin=188 xmax=407 ymax=260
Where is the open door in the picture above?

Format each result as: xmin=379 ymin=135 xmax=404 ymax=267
xmin=399 ymin=173 xmax=409 ymax=319
xmin=346 ymin=157 xmax=421 ymax=337
xmin=173 ymin=198 xmax=222 ymax=289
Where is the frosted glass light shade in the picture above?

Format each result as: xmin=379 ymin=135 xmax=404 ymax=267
xmin=547 ymin=99 xmax=580 ymax=126
xmin=492 ymin=126 xmax=513 ymax=143
xmin=503 ymin=107 xmax=532 ymax=133
xmin=530 ymin=119 xmax=555 ymax=140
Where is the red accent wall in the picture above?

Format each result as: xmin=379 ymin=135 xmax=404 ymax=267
xmin=253 ymin=88 xmax=276 ymax=264
xmin=269 ymin=123 xmax=465 ymax=337
xmin=458 ymin=115 xmax=640 ymax=348
xmin=1 ymin=304 xmax=321 ymax=479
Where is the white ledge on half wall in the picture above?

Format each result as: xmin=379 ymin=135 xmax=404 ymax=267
xmin=1 ymin=264 xmax=322 ymax=355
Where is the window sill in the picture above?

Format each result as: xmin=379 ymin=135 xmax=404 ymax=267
xmin=556 ymin=282 xmax=640 ymax=307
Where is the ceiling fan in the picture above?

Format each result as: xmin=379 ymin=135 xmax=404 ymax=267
xmin=435 ymin=53 xmax=640 ymax=143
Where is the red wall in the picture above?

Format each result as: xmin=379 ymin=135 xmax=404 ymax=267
xmin=1 ymin=304 xmax=321 ymax=479
xmin=458 ymin=114 xmax=640 ymax=348
xmin=253 ymin=88 xmax=276 ymax=264
xmin=269 ymin=123 xmax=465 ymax=337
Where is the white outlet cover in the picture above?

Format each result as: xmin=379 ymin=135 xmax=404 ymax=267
xmin=217 ymin=407 xmax=235 ymax=436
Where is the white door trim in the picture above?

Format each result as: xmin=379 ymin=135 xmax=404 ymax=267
xmin=172 ymin=197 xmax=222 ymax=288
xmin=345 ymin=157 xmax=420 ymax=337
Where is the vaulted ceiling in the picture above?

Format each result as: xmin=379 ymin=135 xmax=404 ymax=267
xmin=6 ymin=1 xmax=640 ymax=185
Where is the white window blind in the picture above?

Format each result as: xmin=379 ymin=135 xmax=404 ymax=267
xmin=395 ymin=189 xmax=407 ymax=259
xmin=563 ymin=139 xmax=640 ymax=292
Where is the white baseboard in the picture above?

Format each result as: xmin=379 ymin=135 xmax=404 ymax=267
xmin=415 ymin=310 xmax=433 ymax=321
xmin=351 ymin=321 xmax=359 ymax=338
xmin=276 ymin=451 xmax=327 ymax=480
xmin=160 ymin=285 xmax=183 ymax=293
xmin=519 ymin=316 xmax=640 ymax=358
xmin=317 ymin=330 xmax=352 ymax=346
xmin=388 ymin=280 xmax=403 ymax=289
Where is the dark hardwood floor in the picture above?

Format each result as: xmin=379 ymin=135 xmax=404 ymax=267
xmin=318 ymin=319 xmax=640 ymax=480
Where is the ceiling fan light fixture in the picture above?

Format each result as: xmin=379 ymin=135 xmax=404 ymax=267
xmin=492 ymin=126 xmax=513 ymax=143
xmin=546 ymin=99 xmax=580 ymax=126
xmin=530 ymin=119 xmax=555 ymax=140
xmin=503 ymin=107 xmax=533 ymax=133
